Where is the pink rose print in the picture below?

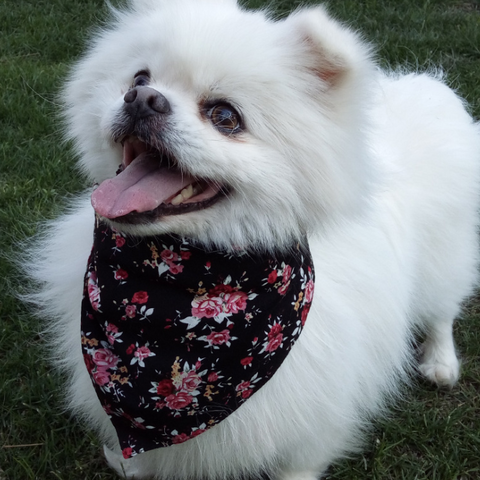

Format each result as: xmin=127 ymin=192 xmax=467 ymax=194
xmin=106 ymin=323 xmax=121 ymax=345
xmin=207 ymin=372 xmax=218 ymax=383
xmin=93 ymin=369 xmax=110 ymax=386
xmin=157 ymin=379 xmax=174 ymax=396
xmin=206 ymin=329 xmax=231 ymax=346
xmin=165 ymin=392 xmax=193 ymax=410
xmin=106 ymin=323 xmax=118 ymax=333
xmin=191 ymin=295 xmax=223 ymax=318
xmin=169 ymin=263 xmax=184 ymax=275
xmin=268 ymin=323 xmax=283 ymax=341
xmin=93 ymin=348 xmax=119 ymax=370
xmin=132 ymin=291 xmax=149 ymax=304
xmin=114 ymin=268 xmax=128 ymax=281
xmin=277 ymin=282 xmax=290 ymax=295
xmin=282 ymin=265 xmax=292 ymax=283
xmin=190 ymin=428 xmax=205 ymax=438
xmin=224 ymin=291 xmax=248 ymax=314
xmin=179 ymin=371 xmax=202 ymax=392
xmin=87 ymin=272 xmax=101 ymax=311
xmin=266 ymin=334 xmax=283 ymax=352
xmin=267 ymin=270 xmax=278 ymax=284
xmin=125 ymin=304 xmax=137 ymax=318
xmin=305 ymin=279 xmax=314 ymax=304
xmin=161 ymin=249 xmax=179 ymax=264
xmin=134 ymin=346 xmax=152 ymax=361
xmin=180 ymin=251 xmax=191 ymax=260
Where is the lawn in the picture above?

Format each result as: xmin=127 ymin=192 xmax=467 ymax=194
xmin=1 ymin=0 xmax=479 ymax=479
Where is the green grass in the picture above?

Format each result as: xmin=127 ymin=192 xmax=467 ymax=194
xmin=1 ymin=0 xmax=480 ymax=479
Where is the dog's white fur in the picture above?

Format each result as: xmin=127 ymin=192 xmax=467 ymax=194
xmin=28 ymin=0 xmax=480 ymax=478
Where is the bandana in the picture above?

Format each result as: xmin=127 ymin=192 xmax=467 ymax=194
xmin=81 ymin=218 xmax=314 ymax=459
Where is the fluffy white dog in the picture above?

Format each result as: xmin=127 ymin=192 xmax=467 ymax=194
xmin=29 ymin=0 xmax=480 ymax=479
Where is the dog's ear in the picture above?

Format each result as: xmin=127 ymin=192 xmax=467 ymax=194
xmin=284 ymin=6 xmax=372 ymax=89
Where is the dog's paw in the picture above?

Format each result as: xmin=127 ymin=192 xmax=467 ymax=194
xmin=418 ymin=342 xmax=460 ymax=388
xmin=103 ymin=445 xmax=141 ymax=479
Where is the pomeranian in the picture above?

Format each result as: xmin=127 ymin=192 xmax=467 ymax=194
xmin=28 ymin=0 xmax=480 ymax=478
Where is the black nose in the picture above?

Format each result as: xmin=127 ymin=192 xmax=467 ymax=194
xmin=123 ymin=86 xmax=171 ymax=118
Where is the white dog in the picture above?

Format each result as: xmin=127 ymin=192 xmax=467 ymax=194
xmin=28 ymin=0 xmax=480 ymax=479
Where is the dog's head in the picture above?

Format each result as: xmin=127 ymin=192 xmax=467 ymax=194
xmin=64 ymin=0 xmax=375 ymax=250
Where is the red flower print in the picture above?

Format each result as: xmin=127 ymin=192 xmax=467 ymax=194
xmin=224 ymin=291 xmax=248 ymax=314
xmin=206 ymin=329 xmax=231 ymax=346
xmin=114 ymin=268 xmax=128 ymax=281
xmin=122 ymin=447 xmax=133 ymax=459
xmin=165 ymin=392 xmax=193 ymax=410
xmin=132 ymin=291 xmax=148 ymax=304
xmin=205 ymin=261 xmax=211 ymax=269
xmin=156 ymin=378 xmax=174 ymax=396
xmin=190 ymin=428 xmax=205 ymax=438
xmin=172 ymin=433 xmax=190 ymax=444
xmin=125 ymin=304 xmax=136 ymax=318
xmin=191 ymin=295 xmax=223 ymax=318
xmin=180 ymin=251 xmax=191 ymax=260
xmin=241 ymin=389 xmax=253 ymax=399
xmin=207 ymin=372 xmax=218 ymax=383
xmin=268 ymin=323 xmax=283 ymax=341
xmin=305 ymin=279 xmax=314 ymax=303
xmin=115 ymin=236 xmax=125 ymax=248
xmin=301 ymin=304 xmax=311 ymax=326
xmin=161 ymin=249 xmax=179 ymax=264
xmin=126 ymin=344 xmax=135 ymax=355
xmin=93 ymin=348 xmax=119 ymax=369
xmin=209 ymin=284 xmax=234 ymax=296
xmin=240 ymin=356 xmax=253 ymax=367
xmin=267 ymin=270 xmax=278 ymax=284
xmin=169 ymin=263 xmax=184 ymax=275
xmin=266 ymin=333 xmax=283 ymax=352
xmin=93 ymin=369 xmax=110 ymax=386
xmin=236 ymin=381 xmax=250 ymax=391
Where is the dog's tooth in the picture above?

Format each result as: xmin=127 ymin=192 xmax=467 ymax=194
xmin=183 ymin=184 xmax=194 ymax=200
xmin=170 ymin=193 xmax=184 ymax=205
xmin=170 ymin=184 xmax=199 ymax=205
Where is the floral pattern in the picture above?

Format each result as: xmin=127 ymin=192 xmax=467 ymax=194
xmin=81 ymin=218 xmax=314 ymax=458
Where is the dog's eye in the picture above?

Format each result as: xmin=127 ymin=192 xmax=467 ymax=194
xmin=207 ymin=104 xmax=242 ymax=134
xmin=132 ymin=70 xmax=150 ymax=87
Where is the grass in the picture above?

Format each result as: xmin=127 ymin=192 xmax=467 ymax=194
xmin=1 ymin=0 xmax=479 ymax=478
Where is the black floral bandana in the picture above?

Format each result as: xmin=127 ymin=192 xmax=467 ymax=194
xmin=81 ymin=218 xmax=315 ymax=459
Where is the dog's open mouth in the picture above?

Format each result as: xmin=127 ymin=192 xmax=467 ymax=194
xmin=91 ymin=136 xmax=228 ymax=224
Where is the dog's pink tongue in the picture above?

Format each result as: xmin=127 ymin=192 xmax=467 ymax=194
xmin=91 ymin=153 xmax=194 ymax=219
